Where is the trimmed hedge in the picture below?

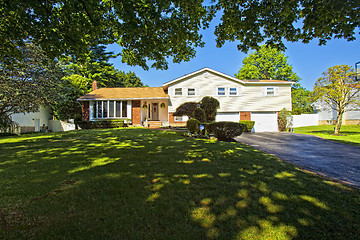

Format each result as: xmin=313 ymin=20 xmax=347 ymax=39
xmin=207 ymin=122 xmax=245 ymax=140
xmin=78 ymin=120 xmax=128 ymax=129
xmin=186 ymin=119 xmax=201 ymax=134
xmin=239 ymin=120 xmax=255 ymax=132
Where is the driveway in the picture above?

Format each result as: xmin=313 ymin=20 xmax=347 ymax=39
xmin=235 ymin=132 xmax=360 ymax=189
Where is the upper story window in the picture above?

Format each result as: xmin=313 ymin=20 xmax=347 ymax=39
xmin=188 ymin=88 xmax=196 ymax=96
xmin=217 ymin=87 xmax=226 ymax=96
xmin=175 ymin=88 xmax=182 ymax=96
xmin=229 ymin=87 xmax=237 ymax=96
xmin=262 ymin=87 xmax=279 ymax=96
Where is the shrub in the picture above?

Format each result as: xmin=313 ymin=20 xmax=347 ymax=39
xmin=78 ymin=120 xmax=127 ymax=129
xmin=239 ymin=120 xmax=255 ymax=132
xmin=193 ymin=107 xmax=205 ymax=122
xmin=173 ymin=102 xmax=198 ymax=118
xmin=186 ymin=119 xmax=201 ymax=134
xmin=278 ymin=108 xmax=293 ymax=131
xmin=200 ymin=96 xmax=220 ymax=122
xmin=207 ymin=122 xmax=244 ymax=140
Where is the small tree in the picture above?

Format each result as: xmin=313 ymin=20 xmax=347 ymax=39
xmin=311 ymin=65 xmax=359 ymax=134
xmin=199 ymin=96 xmax=220 ymax=122
xmin=278 ymin=108 xmax=293 ymax=131
xmin=173 ymin=102 xmax=198 ymax=118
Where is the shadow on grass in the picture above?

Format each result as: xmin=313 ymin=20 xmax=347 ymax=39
xmin=0 ymin=128 xmax=359 ymax=239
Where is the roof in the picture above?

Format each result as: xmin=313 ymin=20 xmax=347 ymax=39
xmin=161 ymin=67 xmax=294 ymax=89
xmin=78 ymin=87 xmax=169 ymax=101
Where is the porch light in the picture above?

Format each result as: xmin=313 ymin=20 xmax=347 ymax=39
xmin=356 ymin=61 xmax=360 ymax=81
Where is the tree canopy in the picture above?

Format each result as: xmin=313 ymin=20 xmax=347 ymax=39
xmin=1 ymin=0 xmax=359 ymax=70
xmin=311 ymin=65 xmax=359 ymax=134
xmin=235 ymin=45 xmax=299 ymax=82
xmin=0 ymin=42 xmax=63 ymax=128
xmin=292 ymin=84 xmax=315 ymax=115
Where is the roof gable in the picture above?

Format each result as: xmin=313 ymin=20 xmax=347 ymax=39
xmin=161 ymin=67 xmax=293 ymax=89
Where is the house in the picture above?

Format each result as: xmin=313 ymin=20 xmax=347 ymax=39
xmin=78 ymin=68 xmax=293 ymax=132
xmin=313 ymin=101 xmax=360 ymax=125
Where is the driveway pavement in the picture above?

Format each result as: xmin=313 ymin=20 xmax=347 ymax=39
xmin=235 ymin=132 xmax=360 ymax=188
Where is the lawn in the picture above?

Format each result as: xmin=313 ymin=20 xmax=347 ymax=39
xmin=0 ymin=128 xmax=359 ymax=239
xmin=294 ymin=125 xmax=360 ymax=146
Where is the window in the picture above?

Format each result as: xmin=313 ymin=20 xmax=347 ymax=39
xmin=229 ymin=87 xmax=237 ymax=96
xmin=175 ymin=116 xmax=183 ymax=121
xmin=175 ymin=88 xmax=182 ymax=96
xmin=266 ymin=87 xmax=275 ymax=96
xmin=188 ymin=88 xmax=195 ymax=96
xmin=217 ymin=87 xmax=226 ymax=96
xmin=93 ymin=100 xmax=129 ymax=119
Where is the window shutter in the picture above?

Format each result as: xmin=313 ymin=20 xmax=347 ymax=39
xmin=261 ymin=87 xmax=267 ymax=96
xmin=169 ymin=87 xmax=174 ymax=96
xmin=237 ymin=87 xmax=242 ymax=96
xmin=274 ymin=87 xmax=279 ymax=96
xmin=213 ymin=87 xmax=217 ymax=96
xmin=183 ymin=87 xmax=187 ymax=96
xmin=195 ymin=87 xmax=200 ymax=96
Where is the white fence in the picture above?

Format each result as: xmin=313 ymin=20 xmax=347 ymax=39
xmin=49 ymin=120 xmax=76 ymax=132
xmin=292 ymin=114 xmax=319 ymax=128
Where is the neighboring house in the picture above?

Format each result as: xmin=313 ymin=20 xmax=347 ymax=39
xmin=10 ymin=106 xmax=52 ymax=133
xmin=78 ymin=68 xmax=293 ymax=132
xmin=313 ymin=101 xmax=360 ymax=125
xmin=10 ymin=106 xmax=76 ymax=133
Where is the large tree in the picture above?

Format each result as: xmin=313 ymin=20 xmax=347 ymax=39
xmin=311 ymin=65 xmax=359 ymax=134
xmin=1 ymin=1 xmax=359 ymax=70
xmin=0 ymin=42 xmax=63 ymax=129
xmin=291 ymin=84 xmax=315 ymax=115
xmin=235 ymin=45 xmax=299 ymax=82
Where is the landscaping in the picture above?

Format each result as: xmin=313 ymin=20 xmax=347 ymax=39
xmin=1 ymin=128 xmax=359 ymax=239
xmin=294 ymin=125 xmax=360 ymax=146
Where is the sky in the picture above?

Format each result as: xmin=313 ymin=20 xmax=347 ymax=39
xmin=107 ymin=19 xmax=360 ymax=91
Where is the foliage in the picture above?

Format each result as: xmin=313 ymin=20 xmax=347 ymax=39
xmin=207 ymin=121 xmax=244 ymax=140
xmin=311 ymin=65 xmax=359 ymax=134
xmin=2 ymin=1 xmax=358 ymax=70
xmin=199 ymin=96 xmax=220 ymax=122
xmin=0 ymin=42 xmax=64 ymax=129
xmin=278 ymin=108 xmax=293 ymax=131
xmin=292 ymin=84 xmax=315 ymax=115
xmin=235 ymin=45 xmax=299 ymax=82
xmin=294 ymin=125 xmax=360 ymax=146
xmin=0 ymin=128 xmax=360 ymax=239
xmin=78 ymin=120 xmax=127 ymax=129
xmin=193 ymin=107 xmax=206 ymax=122
xmin=239 ymin=120 xmax=255 ymax=132
xmin=173 ymin=102 xmax=198 ymax=117
xmin=186 ymin=118 xmax=201 ymax=134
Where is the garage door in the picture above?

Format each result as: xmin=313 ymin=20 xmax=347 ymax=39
xmin=251 ymin=112 xmax=278 ymax=132
xmin=216 ymin=112 xmax=240 ymax=122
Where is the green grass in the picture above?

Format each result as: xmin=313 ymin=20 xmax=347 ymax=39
xmin=0 ymin=128 xmax=359 ymax=240
xmin=294 ymin=125 xmax=360 ymax=146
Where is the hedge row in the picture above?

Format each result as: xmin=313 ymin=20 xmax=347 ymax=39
xmin=187 ymin=119 xmax=245 ymax=140
xmin=78 ymin=120 xmax=128 ymax=129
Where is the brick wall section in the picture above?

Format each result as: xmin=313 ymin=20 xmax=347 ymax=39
xmin=240 ymin=112 xmax=251 ymax=121
xmin=81 ymin=101 xmax=90 ymax=121
xmin=132 ymin=100 xmax=141 ymax=125
xmin=169 ymin=112 xmax=187 ymax=126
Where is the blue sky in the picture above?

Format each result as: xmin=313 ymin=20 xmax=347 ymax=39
xmin=107 ymin=20 xmax=360 ymax=91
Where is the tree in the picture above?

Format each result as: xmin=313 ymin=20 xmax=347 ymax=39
xmin=200 ymin=96 xmax=220 ymax=122
xmin=311 ymin=65 xmax=359 ymax=134
xmin=1 ymin=1 xmax=359 ymax=70
xmin=292 ymin=84 xmax=315 ymax=115
xmin=53 ymin=45 xmax=145 ymax=122
xmin=235 ymin=45 xmax=299 ymax=82
xmin=0 ymin=42 xmax=63 ymax=129
xmin=173 ymin=102 xmax=199 ymax=118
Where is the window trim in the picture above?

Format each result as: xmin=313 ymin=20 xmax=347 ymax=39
xmin=174 ymin=88 xmax=182 ymax=96
xmin=187 ymin=88 xmax=196 ymax=96
xmin=217 ymin=87 xmax=226 ymax=96
xmin=174 ymin=116 xmax=184 ymax=122
xmin=93 ymin=100 xmax=129 ymax=119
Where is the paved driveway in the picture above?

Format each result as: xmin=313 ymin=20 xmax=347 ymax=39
xmin=235 ymin=132 xmax=360 ymax=188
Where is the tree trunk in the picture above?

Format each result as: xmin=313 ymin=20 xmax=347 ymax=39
xmin=334 ymin=110 xmax=344 ymax=134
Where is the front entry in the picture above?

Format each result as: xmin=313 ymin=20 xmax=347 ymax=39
xmin=151 ymin=103 xmax=159 ymax=120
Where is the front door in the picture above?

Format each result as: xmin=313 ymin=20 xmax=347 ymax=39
xmin=152 ymin=103 xmax=159 ymax=120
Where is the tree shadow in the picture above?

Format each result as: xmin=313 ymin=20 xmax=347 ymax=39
xmin=0 ymin=128 xmax=359 ymax=239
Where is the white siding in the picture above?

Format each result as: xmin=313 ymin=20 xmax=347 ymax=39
xmin=167 ymin=71 xmax=292 ymax=113
xmin=11 ymin=106 xmax=51 ymax=129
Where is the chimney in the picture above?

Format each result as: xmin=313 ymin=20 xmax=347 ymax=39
xmin=92 ymin=80 xmax=98 ymax=91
